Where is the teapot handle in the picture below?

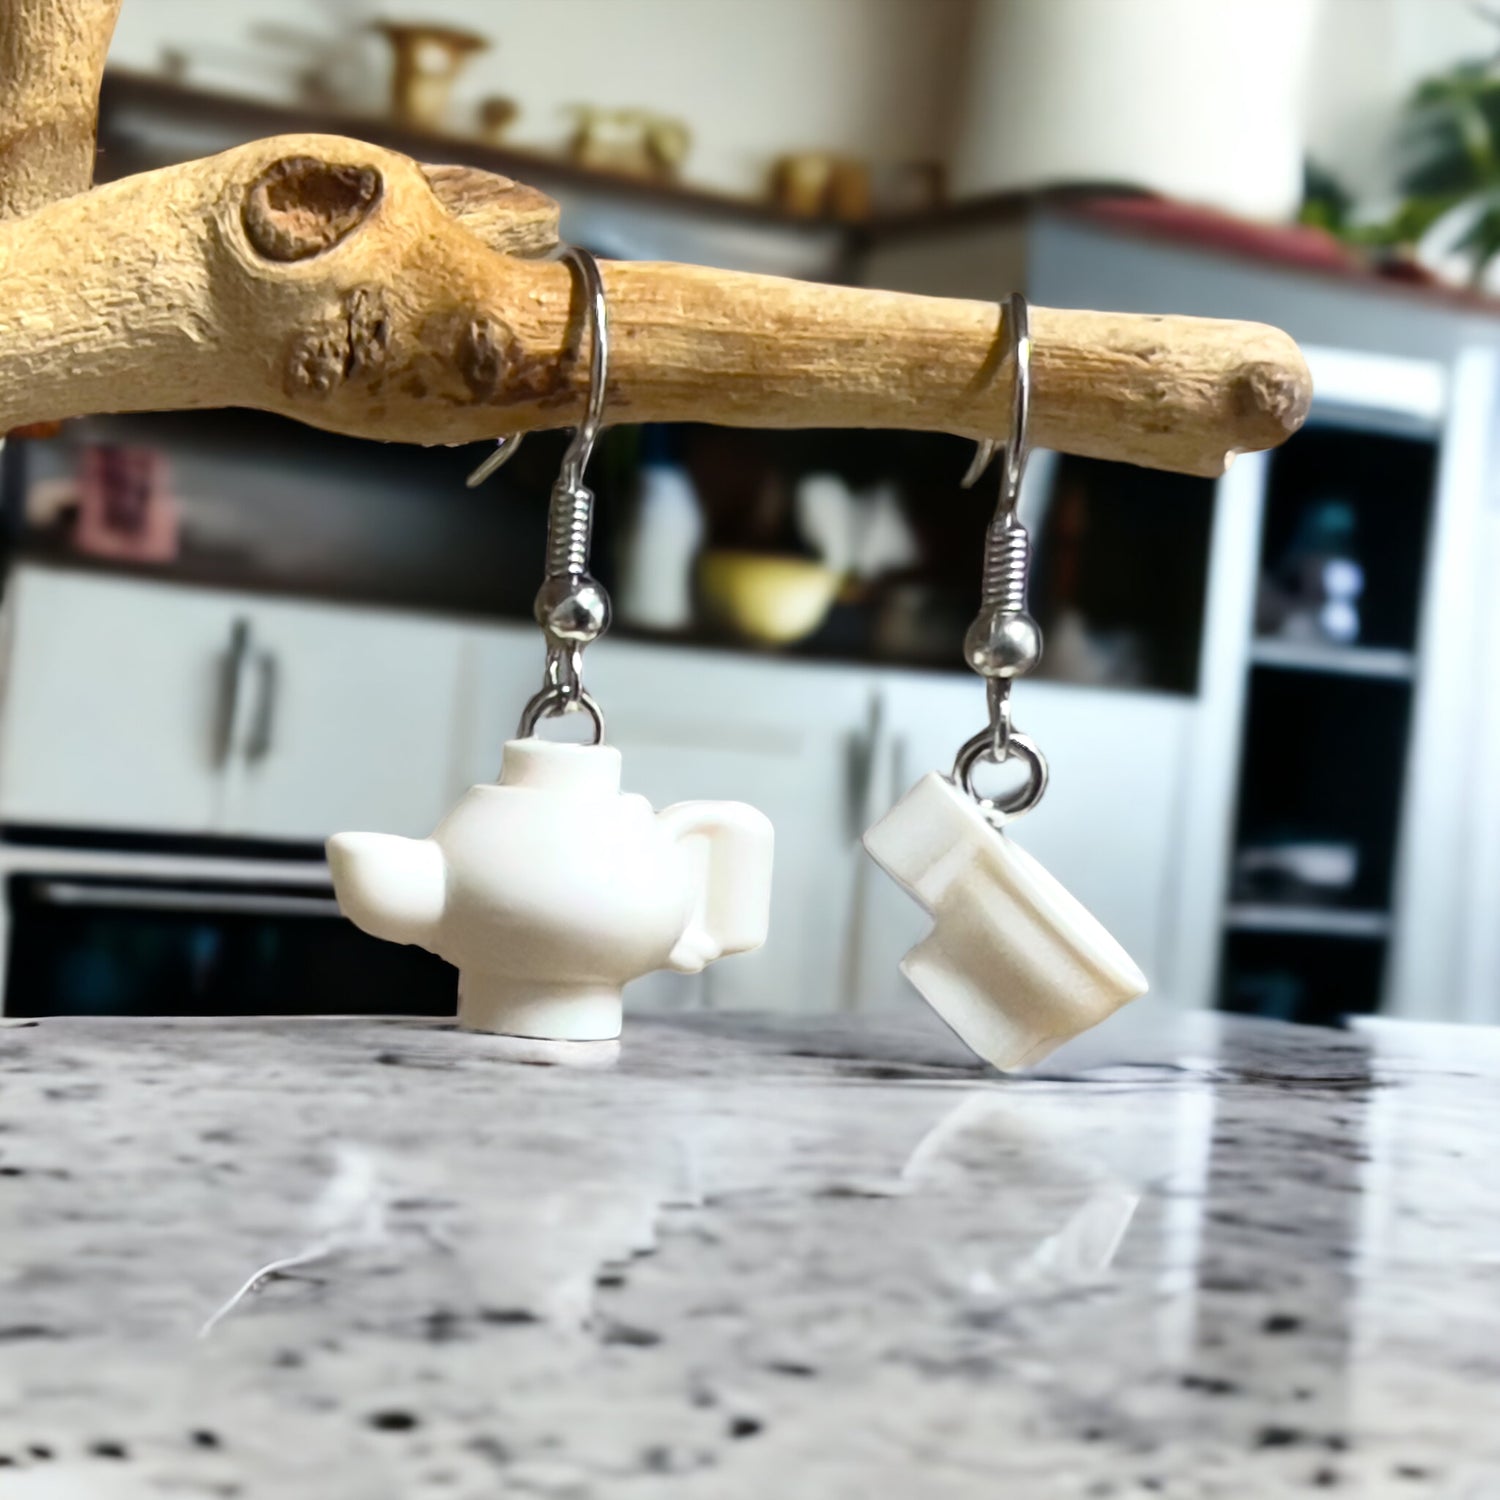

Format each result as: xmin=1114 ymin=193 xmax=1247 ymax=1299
xmin=656 ymin=801 xmax=774 ymax=973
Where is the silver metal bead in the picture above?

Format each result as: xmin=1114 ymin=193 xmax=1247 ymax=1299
xmin=964 ymin=608 xmax=1043 ymax=678
xmin=534 ymin=574 xmax=611 ymax=643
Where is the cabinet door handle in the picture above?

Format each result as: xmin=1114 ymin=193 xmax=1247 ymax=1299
xmin=212 ymin=617 xmax=253 ymax=768
xmin=244 ymin=649 xmax=278 ymax=764
xmin=29 ymin=881 xmax=340 ymax=917
xmin=844 ymin=690 xmax=886 ymax=842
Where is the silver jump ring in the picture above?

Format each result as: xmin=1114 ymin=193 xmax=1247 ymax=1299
xmin=986 ymin=679 xmax=1013 ymax=759
xmin=544 ymin=643 xmax=585 ymax=702
xmin=953 ymin=728 xmax=1048 ymax=827
xmin=518 ymin=684 xmax=606 ymax=744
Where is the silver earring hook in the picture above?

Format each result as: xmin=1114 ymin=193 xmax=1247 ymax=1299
xmin=515 ymin=245 xmax=614 ymax=743
xmin=465 ymin=243 xmax=611 ymax=489
xmin=554 ymin=244 xmax=610 ymax=491
xmin=960 ymin=292 xmax=1031 ymax=498
xmin=953 ymin=291 xmax=1046 ymax=824
xmin=465 ymin=431 xmax=524 ymax=489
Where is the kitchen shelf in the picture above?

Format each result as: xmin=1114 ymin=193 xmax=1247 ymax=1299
xmin=1249 ymin=639 xmax=1417 ymax=681
xmin=1217 ymin=412 xmax=1439 ymax=1024
xmin=1224 ymin=904 xmax=1391 ymax=939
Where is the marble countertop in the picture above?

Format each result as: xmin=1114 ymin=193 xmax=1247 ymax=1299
xmin=0 ymin=1002 xmax=1496 ymax=1498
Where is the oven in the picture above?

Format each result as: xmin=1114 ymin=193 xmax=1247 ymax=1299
xmin=3 ymin=866 xmax=455 ymax=1018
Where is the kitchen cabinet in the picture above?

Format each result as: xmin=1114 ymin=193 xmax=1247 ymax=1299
xmin=459 ymin=632 xmax=1192 ymax=1016
xmin=0 ymin=565 xmax=467 ymax=843
xmin=598 ymin=645 xmax=874 ymax=1016
xmin=0 ymin=563 xmax=1202 ymax=1021
xmin=228 ymin=596 xmax=467 ymax=841
xmin=0 ymin=567 xmax=243 ymax=834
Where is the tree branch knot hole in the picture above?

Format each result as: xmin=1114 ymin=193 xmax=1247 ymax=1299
xmin=244 ymin=156 xmax=384 ymax=262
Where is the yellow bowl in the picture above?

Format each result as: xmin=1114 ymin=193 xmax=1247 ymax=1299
xmin=697 ymin=550 xmax=842 ymax=645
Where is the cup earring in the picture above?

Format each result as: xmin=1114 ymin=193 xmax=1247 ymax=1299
xmin=327 ymin=246 xmax=774 ymax=1061
xmin=861 ymin=293 xmax=1148 ymax=1071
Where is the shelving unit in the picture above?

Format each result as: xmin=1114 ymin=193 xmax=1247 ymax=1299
xmin=866 ymin=205 xmax=1500 ymax=1022
xmin=1215 ymin=357 xmax=1445 ymax=1024
xmin=1224 ymin=905 xmax=1392 ymax=939
xmin=1247 ymin=639 xmax=1415 ymax=681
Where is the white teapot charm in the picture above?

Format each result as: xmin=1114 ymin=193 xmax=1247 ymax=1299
xmin=329 ymin=738 xmax=772 ymax=1045
xmin=329 ymin=245 xmax=773 ymax=1056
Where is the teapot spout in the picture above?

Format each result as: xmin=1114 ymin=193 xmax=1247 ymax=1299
xmin=326 ymin=831 xmax=446 ymax=949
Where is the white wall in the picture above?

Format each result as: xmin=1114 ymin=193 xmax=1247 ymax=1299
xmin=107 ymin=0 xmax=1500 ymax=215
xmin=108 ymin=0 xmax=973 ymax=199
xmin=1303 ymin=0 xmax=1499 ymax=206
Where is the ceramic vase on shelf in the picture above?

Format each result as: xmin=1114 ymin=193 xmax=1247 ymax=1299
xmin=950 ymin=0 xmax=1318 ymax=222
xmin=615 ymin=427 xmax=703 ymax=634
xmin=374 ymin=22 xmax=488 ymax=132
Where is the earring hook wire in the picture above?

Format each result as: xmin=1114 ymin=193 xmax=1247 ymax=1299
xmin=465 ymin=242 xmax=611 ymax=489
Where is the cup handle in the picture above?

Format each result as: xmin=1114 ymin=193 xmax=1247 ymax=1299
xmin=655 ymin=801 xmax=774 ymax=973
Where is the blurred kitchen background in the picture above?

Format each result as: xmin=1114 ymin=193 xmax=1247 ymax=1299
xmin=3 ymin=0 xmax=1498 ymax=1029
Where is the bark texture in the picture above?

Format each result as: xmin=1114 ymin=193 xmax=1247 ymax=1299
xmin=0 ymin=133 xmax=1309 ymax=474
xmin=0 ymin=0 xmax=121 ymax=219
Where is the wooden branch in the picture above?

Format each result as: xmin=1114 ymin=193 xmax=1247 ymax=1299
xmin=0 ymin=131 xmax=1310 ymax=477
xmin=0 ymin=0 xmax=120 ymax=220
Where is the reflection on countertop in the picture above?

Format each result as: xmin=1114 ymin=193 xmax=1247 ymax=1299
xmin=0 ymin=1003 xmax=1494 ymax=1496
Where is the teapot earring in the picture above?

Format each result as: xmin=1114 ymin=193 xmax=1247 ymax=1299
xmin=327 ymin=246 xmax=774 ymax=1061
xmin=862 ymin=294 xmax=1147 ymax=1071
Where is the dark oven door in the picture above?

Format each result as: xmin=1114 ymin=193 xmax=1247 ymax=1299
xmin=4 ymin=874 xmax=456 ymax=1018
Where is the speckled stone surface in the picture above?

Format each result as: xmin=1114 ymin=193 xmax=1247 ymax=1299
xmin=0 ymin=1003 xmax=1497 ymax=1498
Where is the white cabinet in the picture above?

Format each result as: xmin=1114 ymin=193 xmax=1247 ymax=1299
xmin=0 ymin=568 xmax=243 ymax=833
xmin=594 ymin=644 xmax=873 ymax=1015
xmin=0 ymin=566 xmax=467 ymax=844
xmin=227 ymin=597 xmax=466 ymax=841
xmin=0 ymin=564 xmax=1202 ymax=1021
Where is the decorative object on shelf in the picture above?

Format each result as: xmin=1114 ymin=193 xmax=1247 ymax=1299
xmin=1257 ymin=498 xmax=1365 ymax=645
xmin=795 ymin=473 xmax=918 ymax=585
xmin=565 ymin=107 xmax=691 ymax=181
xmin=869 ymin=160 xmax=947 ymax=217
xmin=615 ymin=426 xmax=703 ymax=633
xmin=769 ymin=152 xmax=870 ymax=221
xmin=952 ymin=0 xmax=1317 ymax=220
xmin=373 ymin=21 xmax=488 ymax=131
xmin=862 ymin=296 xmax=1147 ymax=1070
xmin=70 ymin=445 xmax=179 ymax=563
xmin=1235 ymin=839 xmax=1360 ymax=906
xmin=697 ymin=549 xmax=841 ymax=647
xmin=328 ymin=248 xmax=772 ymax=1062
xmin=793 ymin=472 xmax=859 ymax=576
xmin=245 ymin=11 xmax=388 ymax=115
xmin=477 ymin=95 xmax=519 ymax=144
